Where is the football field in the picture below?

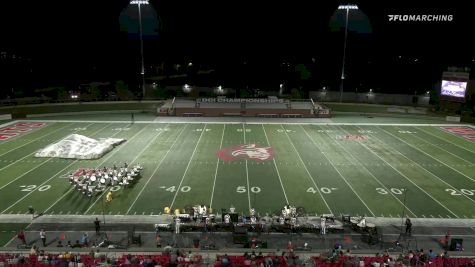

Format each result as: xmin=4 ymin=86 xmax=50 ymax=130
xmin=1 ymin=120 xmax=475 ymax=219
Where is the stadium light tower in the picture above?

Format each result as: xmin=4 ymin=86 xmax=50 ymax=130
xmin=130 ymin=0 xmax=149 ymax=98
xmin=337 ymin=4 xmax=358 ymax=102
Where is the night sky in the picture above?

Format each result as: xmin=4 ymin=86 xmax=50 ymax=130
xmin=0 ymin=0 xmax=473 ymax=95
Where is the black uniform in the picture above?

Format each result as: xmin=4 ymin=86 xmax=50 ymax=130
xmin=94 ymin=218 xmax=101 ymax=234
xmin=405 ymin=218 xmax=412 ymax=235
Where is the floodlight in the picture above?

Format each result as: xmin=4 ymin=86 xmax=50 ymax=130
xmin=130 ymin=0 xmax=149 ymax=4
xmin=338 ymin=4 xmax=358 ymax=9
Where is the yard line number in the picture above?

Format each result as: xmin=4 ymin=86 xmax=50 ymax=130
xmin=398 ymin=130 xmax=416 ymax=134
xmin=113 ymin=127 xmax=130 ymax=131
xmin=162 ymin=186 xmax=191 ymax=193
xmin=195 ymin=129 xmax=211 ymax=132
xmin=156 ymin=128 xmax=170 ymax=132
xmin=236 ymin=186 xmax=261 ymax=193
xmin=358 ymin=130 xmax=374 ymax=134
xmin=237 ymin=129 xmax=251 ymax=132
xmin=307 ymin=187 xmax=337 ymax=194
xmin=376 ymin=188 xmax=405 ymax=195
xmin=20 ymin=185 xmax=51 ymax=192
xmin=446 ymin=188 xmax=475 ymax=196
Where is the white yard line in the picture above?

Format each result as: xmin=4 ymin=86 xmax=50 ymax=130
xmin=21 ymin=119 xmax=474 ymax=127
xmin=1 ymin=123 xmax=113 ymax=213
xmin=2 ymin=218 xmax=35 ymax=248
xmin=43 ymin=123 xmax=152 ymax=214
xmin=0 ymin=158 xmax=53 ymax=190
xmin=261 ymin=125 xmax=289 ymax=204
xmin=408 ymin=127 xmax=474 ymax=165
xmin=83 ymin=124 xmax=165 ymax=214
xmin=169 ymin=124 xmax=208 ymax=209
xmin=281 ymin=124 xmax=333 ymax=214
xmin=2 ymin=161 xmax=80 ymax=213
xmin=379 ymin=126 xmax=475 ymax=184
xmin=416 ymin=126 xmax=475 ymax=156
xmin=332 ymin=125 xmax=417 ymax=217
xmin=0 ymin=123 xmax=96 ymax=191
xmin=374 ymin=126 xmax=475 ymax=206
xmin=243 ymin=124 xmax=252 ymax=211
xmin=411 ymin=127 xmax=474 ymax=165
xmin=300 ymin=125 xmax=375 ymax=217
xmin=209 ymin=124 xmax=226 ymax=209
xmin=126 ymin=124 xmax=188 ymax=214
xmin=352 ymin=126 xmax=459 ymax=218
xmin=0 ymin=123 xmax=71 ymax=157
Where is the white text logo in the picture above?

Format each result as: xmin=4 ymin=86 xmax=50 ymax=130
xmin=388 ymin=14 xmax=453 ymax=22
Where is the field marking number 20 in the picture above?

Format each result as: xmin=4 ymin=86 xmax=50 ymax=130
xmin=20 ymin=185 xmax=51 ymax=192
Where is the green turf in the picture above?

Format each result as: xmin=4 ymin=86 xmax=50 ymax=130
xmin=0 ymin=223 xmax=29 ymax=247
xmin=0 ymin=120 xmax=475 ymax=219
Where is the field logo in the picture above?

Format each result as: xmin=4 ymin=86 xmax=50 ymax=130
xmin=441 ymin=127 xmax=475 ymax=141
xmin=217 ymin=144 xmax=274 ymax=162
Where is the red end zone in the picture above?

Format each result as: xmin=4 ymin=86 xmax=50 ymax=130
xmin=441 ymin=126 xmax=475 ymax=141
xmin=0 ymin=122 xmax=47 ymax=141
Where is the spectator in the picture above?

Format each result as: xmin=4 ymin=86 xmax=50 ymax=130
xmin=30 ymin=245 xmax=38 ymax=256
xmin=57 ymin=241 xmax=64 ymax=247
xmin=80 ymin=233 xmax=89 ymax=246
xmin=405 ymin=217 xmax=412 ymax=235
xmin=39 ymin=229 xmax=46 ymax=247
xmin=156 ymin=234 xmax=161 ymax=248
xmin=72 ymin=240 xmax=81 ymax=248
xmin=221 ymin=254 xmax=230 ymax=267
xmin=428 ymin=249 xmax=437 ymax=260
xmin=29 ymin=206 xmax=35 ymax=220
xmin=17 ymin=230 xmax=26 ymax=245
xmin=94 ymin=218 xmax=101 ymax=234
